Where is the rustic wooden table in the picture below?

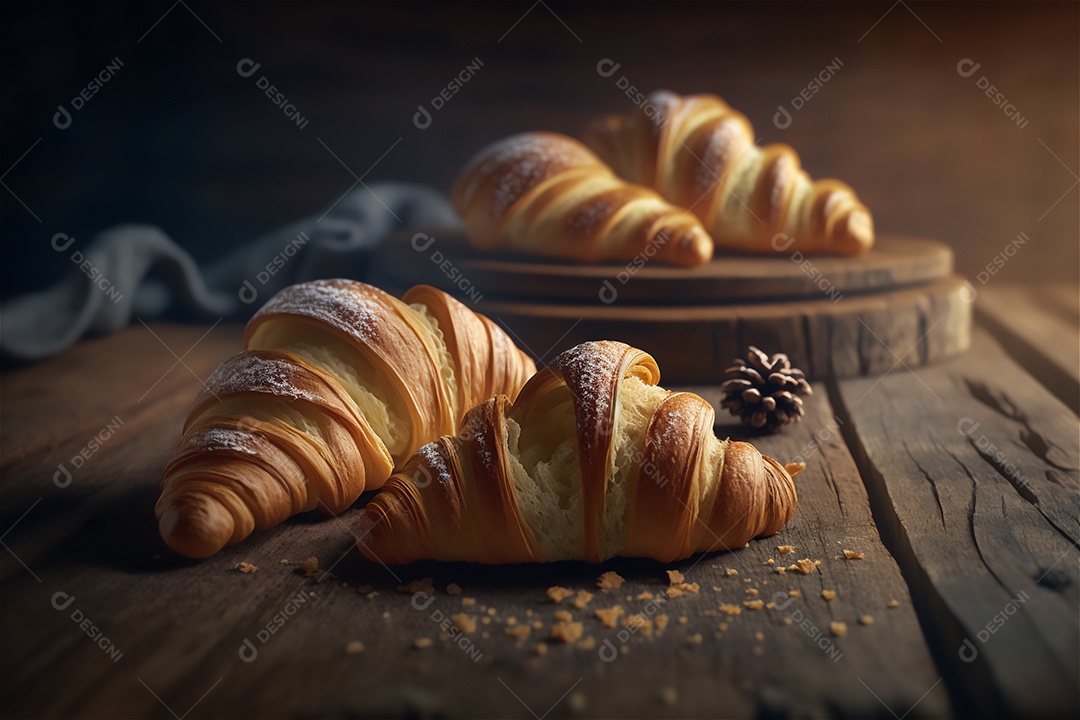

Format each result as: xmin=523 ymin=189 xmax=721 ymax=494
xmin=1 ymin=283 xmax=1076 ymax=719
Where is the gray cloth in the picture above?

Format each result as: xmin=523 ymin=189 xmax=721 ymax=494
xmin=0 ymin=183 xmax=458 ymax=362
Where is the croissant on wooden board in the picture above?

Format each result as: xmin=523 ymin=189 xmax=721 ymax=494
xmin=451 ymin=131 xmax=713 ymax=267
xmin=584 ymin=90 xmax=874 ymax=256
xmin=358 ymin=341 xmax=801 ymax=564
xmin=156 ymin=280 xmax=535 ymax=558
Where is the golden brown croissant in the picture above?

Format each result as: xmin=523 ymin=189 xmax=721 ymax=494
xmin=585 ymin=90 xmax=874 ymax=256
xmin=156 ymin=280 xmax=535 ymax=558
xmin=451 ymin=131 xmax=713 ymax=267
xmin=358 ymin=341 xmax=801 ymax=564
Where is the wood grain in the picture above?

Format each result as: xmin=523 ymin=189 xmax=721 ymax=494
xmin=833 ymin=326 xmax=1079 ymax=718
xmin=975 ymin=283 xmax=1080 ymax=413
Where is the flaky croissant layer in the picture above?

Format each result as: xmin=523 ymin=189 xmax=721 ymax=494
xmin=156 ymin=280 xmax=535 ymax=558
xmin=585 ymin=90 xmax=874 ymax=256
xmin=358 ymin=341 xmax=800 ymax=564
xmin=452 ymin=132 xmax=713 ymax=267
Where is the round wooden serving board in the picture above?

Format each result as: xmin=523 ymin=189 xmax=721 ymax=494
xmin=371 ymin=231 xmax=972 ymax=382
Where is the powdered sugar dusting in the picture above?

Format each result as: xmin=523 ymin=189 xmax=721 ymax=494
xmin=551 ymin=341 xmax=624 ymax=451
xmin=254 ymin=279 xmax=382 ymax=344
xmin=415 ymin=441 xmax=454 ymax=488
xmin=207 ymin=352 xmax=323 ymax=404
xmin=464 ymin=133 xmax=598 ymax=220
xmin=187 ymin=426 xmax=260 ymax=456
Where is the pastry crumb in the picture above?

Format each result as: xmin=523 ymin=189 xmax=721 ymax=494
xmin=830 ymin=621 xmax=848 ymax=637
xmin=666 ymin=569 xmax=685 ymax=585
xmin=554 ymin=610 xmax=573 ymax=622
xmin=505 ymin=625 xmax=531 ymax=641
xmin=535 ymin=643 xmax=548 ymax=656
xmin=413 ymin=637 xmax=433 ymax=649
xmin=461 ymin=597 xmax=477 ymax=607
xmin=446 ymin=582 xmax=463 ymax=595
xmin=725 ymin=568 xmax=739 ymax=577
xmin=743 ymin=599 xmax=765 ymax=610
xmin=754 ymin=631 xmax=764 ymax=641
xmin=678 ymin=616 xmax=688 ymax=624
xmin=236 ymin=561 xmax=257 ymax=574
xmin=746 ymin=588 xmax=759 ymax=596
xmin=396 ymin=578 xmax=434 ymax=595
xmin=576 ymin=635 xmax=596 ymax=651
xmin=764 ymin=558 xmax=775 ymax=565
xmin=790 ymin=558 xmax=821 ymax=574
xmin=573 ymin=591 xmax=593 ymax=609
xmin=687 ymin=633 xmax=703 ymax=645
xmin=298 ymin=557 xmax=320 ymax=577
xmin=660 ymin=686 xmax=678 ymax=706
xmin=450 ymin=614 xmax=477 ymax=634
xmin=822 ymin=590 xmax=837 ymax=601
xmin=665 ymin=586 xmax=684 ymax=599
xmin=777 ymin=545 xmax=796 ymax=553
xmin=597 ymin=571 xmax=625 ymax=591
xmin=719 ymin=603 xmax=743 ymax=616
xmin=551 ymin=621 xmax=584 ymax=643
xmin=654 ymin=615 xmax=669 ymax=633
xmin=636 ymin=591 xmax=654 ymax=601
xmin=888 ymin=599 xmax=901 ymax=608
xmin=788 ymin=590 xmax=801 ymax=597
xmin=860 ymin=615 xmax=874 ymax=625
xmin=595 ymin=606 xmax=626 ymax=628
xmin=843 ymin=549 xmax=865 ymax=560
xmin=547 ymin=586 xmax=574 ymax=604
xmin=345 ymin=640 xmax=364 ymax=654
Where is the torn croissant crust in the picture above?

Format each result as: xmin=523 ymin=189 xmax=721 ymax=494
xmin=359 ymin=340 xmax=802 ymax=564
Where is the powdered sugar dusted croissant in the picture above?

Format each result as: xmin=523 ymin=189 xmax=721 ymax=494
xmin=452 ymin=132 xmax=712 ymax=267
xmin=156 ymin=280 xmax=535 ymax=558
xmin=358 ymin=341 xmax=801 ymax=564
xmin=585 ymin=91 xmax=873 ymax=256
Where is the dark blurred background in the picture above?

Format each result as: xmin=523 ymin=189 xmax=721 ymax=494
xmin=1 ymin=1 xmax=1076 ymax=300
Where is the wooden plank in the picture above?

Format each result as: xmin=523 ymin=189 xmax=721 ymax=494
xmin=373 ymin=232 xmax=954 ymax=304
xmin=974 ymin=283 xmax=1080 ymax=413
xmin=415 ymin=275 xmax=971 ymax=383
xmin=1 ymin=324 xmax=947 ymax=718
xmin=834 ymin=326 xmax=1079 ymax=718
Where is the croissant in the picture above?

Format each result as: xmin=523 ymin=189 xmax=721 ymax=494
xmin=156 ymin=279 xmax=535 ymax=558
xmin=451 ymin=131 xmax=713 ymax=267
xmin=358 ymin=341 xmax=801 ymax=564
xmin=584 ymin=90 xmax=874 ymax=256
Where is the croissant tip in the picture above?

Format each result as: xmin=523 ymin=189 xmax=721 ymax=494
xmin=158 ymin=498 xmax=234 ymax=559
xmin=784 ymin=462 xmax=806 ymax=478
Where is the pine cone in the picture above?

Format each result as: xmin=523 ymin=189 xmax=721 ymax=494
xmin=720 ymin=346 xmax=812 ymax=433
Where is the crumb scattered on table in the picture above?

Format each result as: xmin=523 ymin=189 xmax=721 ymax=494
xmin=450 ymin=614 xmax=477 ymax=634
xmin=777 ymin=545 xmax=796 ymax=553
xmin=597 ymin=571 xmax=625 ymax=591
xmin=822 ymin=589 xmax=837 ymax=601
xmin=888 ymin=599 xmax=900 ymax=608
xmin=743 ymin=599 xmax=765 ymax=610
xmin=236 ymin=561 xmax=257 ymax=574
xmin=345 ymin=640 xmax=364 ymax=654
xmin=843 ymin=549 xmax=865 ymax=560
xmin=547 ymin=586 xmax=574 ymax=603
xmin=860 ymin=615 xmax=874 ymax=625
xmin=573 ymin=590 xmax=593 ymax=609
xmin=830 ymin=621 xmax=848 ymax=637
xmin=446 ymin=582 xmax=462 ymax=595
xmin=551 ymin=621 xmax=584 ymax=643
xmin=595 ymin=606 xmax=626 ymax=628
xmin=666 ymin=569 xmax=685 ymax=585
xmin=505 ymin=625 xmax=531 ymax=640
xmin=413 ymin=637 xmax=432 ymax=649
